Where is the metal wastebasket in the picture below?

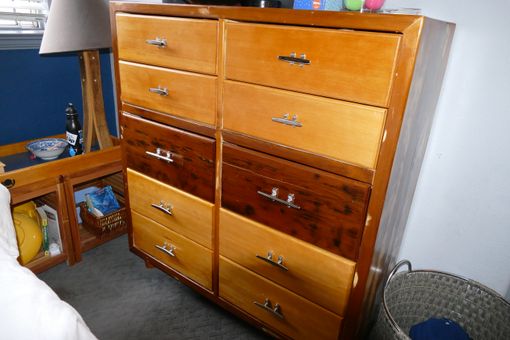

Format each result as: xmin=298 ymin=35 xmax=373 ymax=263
xmin=371 ymin=260 xmax=510 ymax=339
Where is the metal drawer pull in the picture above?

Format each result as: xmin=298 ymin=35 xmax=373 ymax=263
xmin=253 ymin=298 xmax=284 ymax=319
xmin=256 ymin=251 xmax=288 ymax=271
xmin=155 ymin=242 xmax=176 ymax=257
xmin=149 ymin=86 xmax=168 ymax=96
xmin=257 ymin=187 xmax=301 ymax=210
xmin=145 ymin=148 xmax=174 ymax=163
xmin=145 ymin=37 xmax=167 ymax=48
xmin=278 ymin=52 xmax=310 ymax=66
xmin=272 ymin=113 xmax=302 ymax=128
xmin=151 ymin=201 xmax=173 ymax=216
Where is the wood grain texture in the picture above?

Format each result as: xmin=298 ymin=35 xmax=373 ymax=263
xmin=219 ymin=256 xmax=342 ymax=340
xmin=222 ymin=143 xmax=370 ymax=260
xmin=223 ymin=80 xmax=386 ymax=169
xmin=127 ymin=169 xmax=213 ymax=249
xmin=121 ymin=113 xmax=215 ymax=202
xmin=222 ymin=131 xmax=375 ymax=184
xmin=132 ymin=211 xmax=213 ymax=290
xmin=109 ymin=4 xmax=455 ymax=339
xmin=354 ymin=18 xmax=456 ymax=338
xmin=219 ymin=209 xmax=355 ymax=316
xmin=121 ymin=103 xmax=216 ymax=138
xmin=119 ymin=61 xmax=217 ymax=125
xmin=0 ymin=147 xmax=121 ymax=191
xmin=225 ymin=22 xmax=400 ymax=107
xmin=116 ymin=13 xmax=218 ymax=75
xmin=79 ymin=50 xmax=113 ymax=151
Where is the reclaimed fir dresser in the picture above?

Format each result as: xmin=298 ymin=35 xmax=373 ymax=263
xmin=110 ymin=2 xmax=454 ymax=338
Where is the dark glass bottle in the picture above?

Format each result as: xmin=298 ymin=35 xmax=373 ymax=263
xmin=65 ymin=103 xmax=83 ymax=156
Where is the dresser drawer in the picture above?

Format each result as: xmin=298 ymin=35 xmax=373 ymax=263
xmin=127 ymin=169 xmax=213 ymax=249
xmin=132 ymin=211 xmax=213 ymax=290
xmin=223 ymin=80 xmax=386 ymax=169
xmin=222 ymin=143 xmax=370 ymax=260
xmin=220 ymin=256 xmax=342 ymax=340
xmin=122 ymin=113 xmax=215 ymax=202
xmin=119 ymin=61 xmax=216 ymax=125
xmin=116 ymin=13 xmax=217 ymax=75
xmin=219 ymin=209 xmax=354 ymax=316
xmin=225 ymin=22 xmax=400 ymax=107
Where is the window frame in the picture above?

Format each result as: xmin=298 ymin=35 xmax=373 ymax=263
xmin=0 ymin=0 xmax=49 ymax=50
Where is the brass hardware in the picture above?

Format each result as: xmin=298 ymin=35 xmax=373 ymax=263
xmin=145 ymin=148 xmax=173 ymax=163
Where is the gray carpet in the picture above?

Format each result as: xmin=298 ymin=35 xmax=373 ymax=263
xmin=38 ymin=235 xmax=271 ymax=340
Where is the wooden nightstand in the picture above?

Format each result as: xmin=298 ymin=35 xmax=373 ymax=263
xmin=0 ymin=135 xmax=125 ymax=273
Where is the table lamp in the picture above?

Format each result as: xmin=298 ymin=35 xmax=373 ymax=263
xmin=39 ymin=0 xmax=113 ymax=152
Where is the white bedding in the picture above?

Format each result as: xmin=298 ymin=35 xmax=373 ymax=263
xmin=0 ymin=185 xmax=97 ymax=340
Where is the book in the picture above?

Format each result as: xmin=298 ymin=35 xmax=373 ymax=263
xmin=40 ymin=204 xmax=62 ymax=256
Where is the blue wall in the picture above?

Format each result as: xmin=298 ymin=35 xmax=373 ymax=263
xmin=0 ymin=49 xmax=117 ymax=146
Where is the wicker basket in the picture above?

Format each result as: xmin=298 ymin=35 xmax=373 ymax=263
xmin=79 ymin=202 xmax=127 ymax=237
xmin=371 ymin=260 xmax=510 ymax=340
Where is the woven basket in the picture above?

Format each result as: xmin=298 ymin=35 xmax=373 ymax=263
xmin=79 ymin=202 xmax=127 ymax=237
xmin=372 ymin=260 xmax=510 ymax=340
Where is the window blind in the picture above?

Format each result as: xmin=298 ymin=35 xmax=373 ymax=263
xmin=0 ymin=0 xmax=48 ymax=33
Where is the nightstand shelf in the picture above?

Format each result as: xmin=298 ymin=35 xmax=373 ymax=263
xmin=0 ymin=135 xmax=125 ymax=273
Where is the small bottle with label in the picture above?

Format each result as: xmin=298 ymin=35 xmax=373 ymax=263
xmin=65 ymin=103 xmax=83 ymax=156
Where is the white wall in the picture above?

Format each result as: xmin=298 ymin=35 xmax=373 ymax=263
xmin=383 ymin=0 xmax=510 ymax=297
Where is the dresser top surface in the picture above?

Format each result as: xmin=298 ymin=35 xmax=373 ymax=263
xmin=110 ymin=1 xmax=439 ymax=33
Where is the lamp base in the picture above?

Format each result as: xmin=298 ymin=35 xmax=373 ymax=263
xmin=78 ymin=50 xmax=113 ymax=152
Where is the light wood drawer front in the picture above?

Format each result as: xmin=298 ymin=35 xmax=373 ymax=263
xmin=222 ymin=143 xmax=370 ymax=261
xmin=132 ymin=211 xmax=213 ymax=290
xmin=223 ymin=81 xmax=386 ymax=169
xmin=122 ymin=113 xmax=215 ymax=202
xmin=219 ymin=209 xmax=355 ymax=316
xmin=127 ymin=169 xmax=213 ymax=249
xmin=225 ymin=22 xmax=400 ymax=107
xmin=220 ymin=257 xmax=342 ymax=340
xmin=116 ymin=13 xmax=217 ymax=75
xmin=119 ymin=61 xmax=216 ymax=125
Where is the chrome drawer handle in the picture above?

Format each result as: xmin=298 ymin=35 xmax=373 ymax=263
xmin=145 ymin=148 xmax=173 ymax=163
xmin=151 ymin=201 xmax=173 ymax=216
xmin=256 ymin=251 xmax=288 ymax=271
xmin=145 ymin=37 xmax=167 ymax=48
xmin=253 ymin=298 xmax=284 ymax=319
xmin=278 ymin=52 xmax=310 ymax=66
xmin=155 ymin=242 xmax=175 ymax=257
xmin=149 ymin=86 xmax=168 ymax=96
xmin=257 ymin=187 xmax=301 ymax=210
xmin=271 ymin=114 xmax=302 ymax=128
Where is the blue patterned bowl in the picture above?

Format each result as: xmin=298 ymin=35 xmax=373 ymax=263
xmin=26 ymin=138 xmax=68 ymax=160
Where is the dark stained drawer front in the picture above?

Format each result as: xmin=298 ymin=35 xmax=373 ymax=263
xmin=122 ymin=113 xmax=215 ymax=202
xmin=222 ymin=143 xmax=370 ymax=260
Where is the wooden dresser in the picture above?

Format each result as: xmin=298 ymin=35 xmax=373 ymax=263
xmin=110 ymin=3 xmax=454 ymax=338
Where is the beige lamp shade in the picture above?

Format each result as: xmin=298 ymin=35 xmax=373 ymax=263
xmin=39 ymin=0 xmax=111 ymax=54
